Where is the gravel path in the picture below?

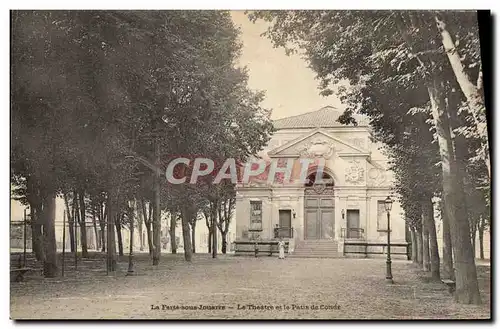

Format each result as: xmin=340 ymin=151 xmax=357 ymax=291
xmin=10 ymin=254 xmax=491 ymax=319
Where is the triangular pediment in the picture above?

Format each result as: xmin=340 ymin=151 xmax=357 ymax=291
xmin=267 ymin=128 xmax=369 ymax=158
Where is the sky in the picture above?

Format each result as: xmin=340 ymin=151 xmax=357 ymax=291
xmin=230 ymin=11 xmax=344 ymax=120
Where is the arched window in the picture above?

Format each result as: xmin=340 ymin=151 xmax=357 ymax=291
xmin=304 ymin=172 xmax=334 ymax=187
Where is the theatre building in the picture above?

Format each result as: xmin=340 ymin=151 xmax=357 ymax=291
xmin=234 ymin=106 xmax=409 ymax=258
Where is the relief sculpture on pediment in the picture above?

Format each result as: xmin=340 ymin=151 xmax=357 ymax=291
xmin=367 ymin=167 xmax=387 ymax=186
xmin=295 ymin=137 xmax=334 ymax=159
xmin=345 ymin=160 xmax=365 ymax=185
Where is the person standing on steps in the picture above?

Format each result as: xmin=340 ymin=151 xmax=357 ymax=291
xmin=278 ymin=237 xmax=285 ymax=260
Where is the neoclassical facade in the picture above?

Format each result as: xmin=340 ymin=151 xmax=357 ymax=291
xmin=234 ymin=106 xmax=407 ymax=257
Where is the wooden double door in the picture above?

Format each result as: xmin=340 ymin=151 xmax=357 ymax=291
xmin=304 ymin=195 xmax=335 ymax=239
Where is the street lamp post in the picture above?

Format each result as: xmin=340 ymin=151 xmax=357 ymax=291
xmin=384 ymin=196 xmax=393 ymax=284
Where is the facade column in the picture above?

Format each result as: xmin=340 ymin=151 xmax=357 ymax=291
xmin=366 ymin=196 xmax=372 ymax=242
xmin=360 ymin=196 xmax=368 ymax=240
xmin=296 ymin=193 xmax=305 ymax=244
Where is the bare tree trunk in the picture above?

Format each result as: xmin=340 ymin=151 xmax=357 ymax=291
xmin=73 ymin=192 xmax=80 ymax=252
xmin=422 ymin=221 xmax=430 ymax=272
xmin=137 ymin=202 xmax=144 ymax=251
xmin=180 ymin=206 xmax=192 ymax=262
xmin=43 ymin=192 xmax=58 ymax=277
xmin=411 ymin=228 xmax=418 ymax=264
xmin=138 ymin=226 xmax=144 ymax=251
xmin=63 ymin=194 xmax=75 ymax=253
xmin=211 ymin=201 xmax=218 ymax=258
xmin=221 ymin=232 xmax=227 ymax=254
xmin=141 ymin=200 xmax=154 ymax=256
xmin=31 ymin=205 xmax=45 ymax=261
xmin=152 ymin=141 xmax=161 ymax=265
xmin=78 ymin=191 xmax=88 ymax=257
xmin=478 ymin=216 xmax=485 ymax=260
xmin=217 ymin=199 xmax=232 ymax=255
xmin=169 ymin=214 xmax=176 ymax=254
xmin=116 ymin=214 xmax=124 ymax=256
xmin=471 ymin=227 xmax=477 ymax=260
xmin=423 ymin=199 xmax=440 ymax=280
xmin=191 ymin=220 xmax=196 ymax=254
xmin=428 ymin=78 xmax=481 ymax=304
xmin=204 ymin=211 xmax=212 ymax=254
xmin=92 ymin=205 xmax=100 ymax=251
xmin=416 ymin=227 xmax=423 ymax=267
xmin=208 ymin=231 xmax=212 ymax=254
xmin=145 ymin=221 xmax=153 ymax=255
xmin=99 ymin=201 xmax=106 ymax=252
xmin=440 ymin=199 xmax=454 ymax=280
xmin=26 ymin=179 xmax=44 ymax=260
xmin=106 ymin=189 xmax=117 ymax=273
xmin=128 ymin=202 xmax=135 ymax=273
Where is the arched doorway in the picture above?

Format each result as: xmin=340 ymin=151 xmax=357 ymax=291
xmin=304 ymin=170 xmax=335 ymax=240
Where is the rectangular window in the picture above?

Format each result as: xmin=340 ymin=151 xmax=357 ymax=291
xmin=346 ymin=209 xmax=361 ymax=238
xmin=249 ymin=201 xmax=263 ymax=231
xmin=278 ymin=209 xmax=292 ymax=238
xmin=377 ymin=201 xmax=388 ymax=231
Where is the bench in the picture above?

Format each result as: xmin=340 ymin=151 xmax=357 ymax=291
xmin=442 ymin=279 xmax=456 ymax=293
xmin=235 ymin=241 xmax=289 ymax=257
xmin=10 ymin=268 xmax=35 ymax=282
xmin=256 ymin=241 xmax=290 ymax=257
xmin=254 ymin=241 xmax=275 ymax=257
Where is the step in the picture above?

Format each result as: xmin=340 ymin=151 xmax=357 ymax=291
xmin=297 ymin=244 xmax=338 ymax=248
xmin=293 ymin=251 xmax=339 ymax=255
xmin=292 ymin=240 xmax=341 ymax=258
xmin=289 ymin=251 xmax=341 ymax=254
xmin=296 ymin=244 xmax=338 ymax=246
xmin=294 ymin=247 xmax=338 ymax=250
xmin=288 ymin=254 xmax=343 ymax=258
xmin=295 ymin=248 xmax=338 ymax=250
xmin=294 ymin=246 xmax=339 ymax=249
xmin=299 ymin=242 xmax=337 ymax=246
xmin=292 ymin=249 xmax=340 ymax=252
xmin=290 ymin=252 xmax=342 ymax=255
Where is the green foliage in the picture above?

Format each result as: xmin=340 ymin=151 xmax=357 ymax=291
xmin=11 ymin=11 xmax=273 ymax=236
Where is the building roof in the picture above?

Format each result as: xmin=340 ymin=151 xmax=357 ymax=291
xmin=273 ymin=106 xmax=368 ymax=130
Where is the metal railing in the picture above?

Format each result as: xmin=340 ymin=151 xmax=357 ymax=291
xmin=340 ymin=227 xmax=365 ymax=239
xmin=274 ymin=227 xmax=293 ymax=239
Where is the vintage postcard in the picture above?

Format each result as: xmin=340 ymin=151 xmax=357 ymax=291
xmin=10 ymin=9 xmax=491 ymax=320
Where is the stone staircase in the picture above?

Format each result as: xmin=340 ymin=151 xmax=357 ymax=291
xmin=288 ymin=240 xmax=342 ymax=258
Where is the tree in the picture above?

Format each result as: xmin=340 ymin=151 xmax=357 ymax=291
xmin=140 ymin=199 xmax=154 ymax=256
xmin=169 ymin=212 xmax=178 ymax=254
xmin=202 ymin=205 xmax=214 ymax=254
xmin=215 ymin=184 xmax=236 ymax=254
xmin=12 ymin=11 xmax=148 ymax=273
xmin=189 ymin=212 xmax=203 ymax=254
xmin=435 ymin=16 xmax=489 ymax=178
xmin=11 ymin=175 xmax=45 ymax=261
xmin=11 ymin=10 xmax=274 ymax=275
xmin=136 ymin=200 xmax=145 ymax=252
xmin=11 ymin=10 xmax=84 ymax=276
xmin=115 ymin=212 xmax=125 ymax=257
xmin=436 ymin=197 xmax=454 ymax=280
xmin=125 ymin=200 xmax=136 ymax=274
xmin=423 ymin=198 xmax=440 ymax=280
